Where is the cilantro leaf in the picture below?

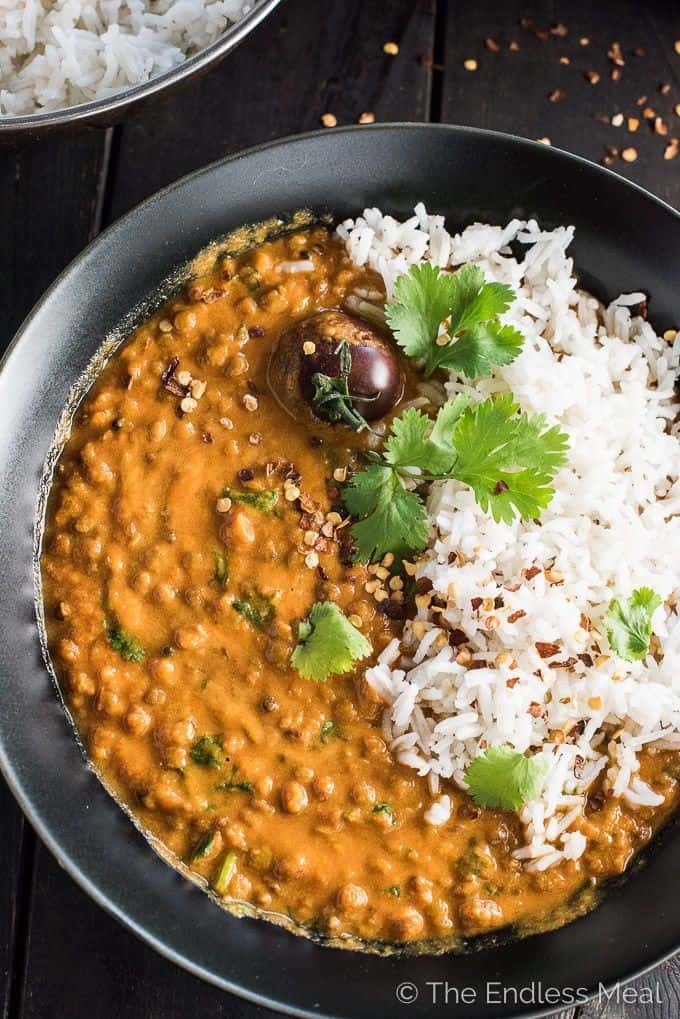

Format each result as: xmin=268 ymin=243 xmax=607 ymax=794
xmin=385 ymin=263 xmax=457 ymax=362
xmin=464 ymin=746 xmax=550 ymax=810
xmin=233 ymin=590 xmax=276 ymax=629
xmin=386 ymin=262 xmax=523 ymax=378
xmin=190 ymin=735 xmax=224 ymax=768
xmin=107 ymin=620 xmax=145 ymax=662
xmin=225 ymin=487 xmax=278 ymax=513
xmin=428 ymin=395 xmax=469 ymax=468
xmin=605 ymin=587 xmax=662 ymax=662
xmin=344 ymin=464 xmax=429 ymax=561
xmin=450 ymin=394 xmax=569 ymax=524
xmin=435 ymin=322 xmax=525 ymax=378
xmin=291 ymin=602 xmax=372 ymax=682
xmin=383 ymin=407 xmax=436 ymax=470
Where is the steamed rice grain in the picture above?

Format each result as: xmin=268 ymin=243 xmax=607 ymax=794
xmin=338 ymin=206 xmax=680 ymax=869
xmin=0 ymin=0 xmax=254 ymax=116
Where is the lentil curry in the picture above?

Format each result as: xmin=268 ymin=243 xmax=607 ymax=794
xmin=41 ymin=225 xmax=680 ymax=951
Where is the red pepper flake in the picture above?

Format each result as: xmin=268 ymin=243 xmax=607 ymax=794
xmin=664 ymin=139 xmax=680 ymax=161
xmin=574 ymin=755 xmax=585 ymax=779
xmin=607 ymin=41 xmax=625 ymax=66
xmin=642 ymin=106 xmax=656 ymax=119
xmin=660 ymin=82 xmax=671 ymax=95
xmin=527 ymin=702 xmax=545 ymax=718
xmin=584 ymin=69 xmax=600 ymax=84
xmin=578 ymin=653 xmax=594 ymax=667
xmin=636 ymin=94 xmax=648 ymax=107
xmin=508 ymin=40 xmax=519 ymax=52
xmin=249 ymin=326 xmax=265 ymax=337
xmin=448 ymin=628 xmax=468 ymax=647
xmin=524 ymin=566 xmax=542 ymax=581
xmin=507 ymin=609 xmax=527 ymax=624
xmin=632 ymin=46 xmax=646 ymax=57
xmin=470 ymin=597 xmax=483 ymax=611
xmin=485 ymin=37 xmax=500 ymax=52
xmin=654 ymin=117 xmax=668 ymax=136
xmin=415 ymin=577 xmax=434 ymax=595
xmin=535 ymin=641 xmax=560 ymax=659
xmin=611 ymin=67 xmax=622 ymax=81
xmin=548 ymin=89 xmax=566 ymax=103
xmin=506 ymin=677 xmax=520 ymax=689
xmin=494 ymin=479 xmax=509 ymax=494
xmin=550 ymin=22 xmax=568 ymax=37
xmin=201 ymin=432 xmax=213 ymax=444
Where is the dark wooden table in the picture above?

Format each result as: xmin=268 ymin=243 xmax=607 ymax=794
xmin=2 ymin=2 xmax=680 ymax=1016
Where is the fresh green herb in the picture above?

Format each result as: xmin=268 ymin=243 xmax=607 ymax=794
xmin=213 ymin=850 xmax=237 ymax=895
xmin=291 ymin=602 xmax=372 ymax=682
xmin=386 ymin=263 xmax=523 ymax=379
xmin=605 ymin=587 xmax=662 ymax=662
xmin=216 ymin=765 xmax=254 ymax=795
xmin=320 ymin=720 xmax=338 ymax=743
xmin=464 ymin=746 xmax=550 ymax=811
xmin=191 ymin=831 xmax=216 ymax=861
xmin=225 ymin=487 xmax=278 ymax=513
xmin=386 ymin=885 xmax=401 ymax=897
xmin=107 ymin=620 xmax=145 ymax=662
xmin=214 ymin=550 xmax=229 ymax=588
xmin=372 ymin=801 xmax=396 ymax=824
xmin=310 ymin=341 xmax=372 ymax=431
xmin=344 ymin=396 xmax=569 ymax=561
xmin=190 ymin=734 xmax=224 ymax=769
xmin=239 ymin=265 xmax=261 ymax=291
xmin=233 ymin=591 xmax=276 ymax=629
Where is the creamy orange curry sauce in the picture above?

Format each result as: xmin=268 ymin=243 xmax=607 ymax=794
xmin=41 ymin=226 xmax=680 ymax=950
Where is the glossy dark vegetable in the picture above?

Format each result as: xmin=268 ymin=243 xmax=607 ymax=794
xmin=268 ymin=309 xmax=404 ymax=425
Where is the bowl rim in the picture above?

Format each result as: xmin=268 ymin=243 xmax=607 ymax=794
xmin=0 ymin=0 xmax=283 ymax=132
xmin=2 ymin=122 xmax=680 ymax=1016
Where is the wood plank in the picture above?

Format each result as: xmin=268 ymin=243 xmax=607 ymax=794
xmin=16 ymin=3 xmax=435 ymax=1017
xmin=106 ymin=0 xmax=435 ymax=221
xmin=438 ymin=0 xmax=680 ymax=209
xmin=0 ymin=131 xmax=110 ymax=1018
xmin=577 ymin=957 xmax=680 ymax=1018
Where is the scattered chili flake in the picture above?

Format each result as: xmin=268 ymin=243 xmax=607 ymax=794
xmin=494 ymin=479 xmax=509 ymax=494
xmin=508 ymin=40 xmax=519 ymax=52
xmin=358 ymin=112 xmax=375 ymax=125
xmin=660 ymin=82 xmax=671 ymax=95
xmin=201 ymin=432 xmax=213 ymax=444
xmin=611 ymin=113 xmax=623 ymax=127
xmin=320 ymin=113 xmax=337 ymax=128
xmin=507 ymin=609 xmax=527 ymax=624
xmin=611 ymin=67 xmax=622 ymax=81
xmin=524 ymin=566 xmax=542 ymax=581
xmin=248 ymin=326 xmax=265 ymax=338
xmin=550 ymin=22 xmax=568 ymax=37
xmin=464 ymin=59 xmax=478 ymax=71
xmin=621 ymin=146 xmax=638 ymax=162
xmin=675 ymin=40 xmax=680 ymax=55
xmin=664 ymin=139 xmax=679 ymax=160
xmin=536 ymin=641 xmax=560 ymax=659
xmin=636 ymin=94 xmax=648 ymax=107
xmin=654 ymin=117 xmax=668 ymax=136
xmin=627 ymin=117 xmax=639 ymax=132
xmin=448 ymin=628 xmax=468 ymax=647
xmin=675 ymin=104 xmax=680 ymax=117
xmin=506 ymin=677 xmax=520 ymax=689
xmin=632 ymin=46 xmax=646 ymax=58
xmin=642 ymin=106 xmax=656 ymax=119
xmin=383 ymin=41 xmax=399 ymax=56
xmin=527 ymin=702 xmax=545 ymax=718
xmin=584 ymin=69 xmax=600 ymax=84
xmin=579 ymin=36 xmax=590 ymax=46
xmin=559 ymin=56 xmax=570 ymax=65
xmin=578 ymin=653 xmax=594 ymax=668
xmin=537 ymin=136 xmax=551 ymax=146
xmin=485 ymin=37 xmax=500 ymax=52
xmin=607 ymin=42 xmax=624 ymax=66
xmin=470 ymin=597 xmax=483 ymax=611
xmin=548 ymin=89 xmax=566 ymax=102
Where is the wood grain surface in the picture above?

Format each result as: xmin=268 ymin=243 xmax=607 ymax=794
xmin=1 ymin=1 xmax=678 ymax=1016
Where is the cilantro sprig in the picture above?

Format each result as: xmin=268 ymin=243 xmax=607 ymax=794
xmin=291 ymin=602 xmax=372 ymax=681
xmin=464 ymin=746 xmax=550 ymax=811
xmin=344 ymin=397 xmax=569 ymax=562
xmin=107 ymin=620 xmax=145 ymax=662
xmin=605 ymin=587 xmax=662 ymax=662
xmin=386 ymin=263 xmax=523 ymax=379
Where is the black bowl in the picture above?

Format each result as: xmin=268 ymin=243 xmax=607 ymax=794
xmin=0 ymin=0 xmax=282 ymax=139
xmin=1 ymin=125 xmax=679 ymax=1018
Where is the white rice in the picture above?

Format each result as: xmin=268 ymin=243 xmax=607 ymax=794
xmin=0 ymin=0 xmax=253 ymax=116
xmin=338 ymin=205 xmax=680 ymax=869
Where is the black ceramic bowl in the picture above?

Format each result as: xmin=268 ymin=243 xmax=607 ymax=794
xmin=0 ymin=0 xmax=282 ymax=138
xmin=1 ymin=125 xmax=679 ymax=1018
